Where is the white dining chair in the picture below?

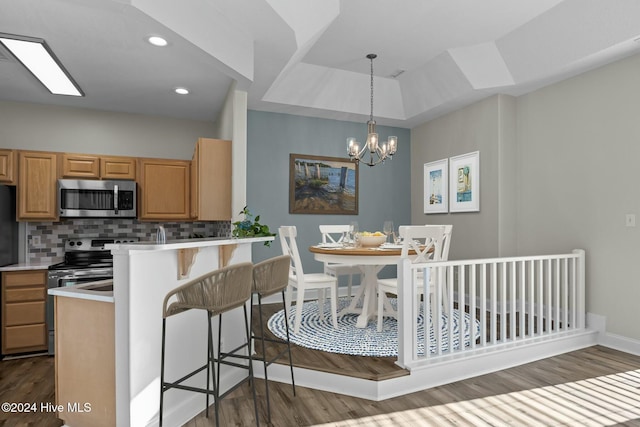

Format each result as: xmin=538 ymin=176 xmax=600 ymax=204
xmin=318 ymin=225 xmax=361 ymax=299
xmin=279 ymin=226 xmax=339 ymax=334
xmin=376 ymin=225 xmax=452 ymax=332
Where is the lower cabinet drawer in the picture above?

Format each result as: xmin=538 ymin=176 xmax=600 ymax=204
xmin=4 ymin=301 xmax=46 ymax=326
xmin=3 ymin=323 xmax=47 ymax=354
xmin=5 ymin=287 xmax=46 ymax=303
xmin=4 ymin=271 xmax=46 ymax=287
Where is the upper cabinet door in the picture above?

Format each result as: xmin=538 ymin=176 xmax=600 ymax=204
xmin=60 ymin=153 xmax=100 ymax=179
xmin=138 ymin=158 xmax=190 ymax=220
xmin=191 ymin=138 xmax=231 ymax=221
xmin=18 ymin=151 xmax=58 ymax=221
xmin=0 ymin=149 xmax=17 ymax=185
xmin=100 ymin=156 xmax=136 ymax=180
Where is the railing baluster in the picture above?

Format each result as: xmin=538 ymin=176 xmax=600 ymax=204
xmin=537 ymin=260 xmax=544 ymax=335
xmin=470 ymin=264 xmax=476 ymax=349
xmin=420 ymin=268 xmax=430 ymax=358
xmin=528 ymin=260 xmax=534 ymax=337
xmin=563 ymin=258 xmax=568 ymax=330
xmin=551 ymin=259 xmax=556 ymax=331
xmin=546 ymin=259 xmax=552 ymax=333
xmin=480 ymin=263 xmax=487 ymax=347
xmin=519 ymin=260 xmax=525 ymax=340
xmin=435 ymin=265 xmax=442 ymax=357
xmin=509 ymin=261 xmax=516 ymax=341
xmin=491 ymin=263 xmax=497 ymax=345
xmin=457 ymin=265 xmax=465 ymax=352
xmin=500 ymin=262 xmax=507 ymax=342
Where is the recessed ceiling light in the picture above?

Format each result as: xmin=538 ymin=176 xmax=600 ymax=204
xmin=174 ymin=87 xmax=189 ymax=95
xmin=147 ymin=36 xmax=168 ymax=47
xmin=0 ymin=33 xmax=83 ymax=96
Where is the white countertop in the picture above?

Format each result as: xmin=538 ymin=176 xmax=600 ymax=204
xmin=48 ymin=279 xmax=114 ymax=303
xmin=0 ymin=261 xmax=53 ymax=272
xmin=106 ymin=235 xmax=274 ymax=253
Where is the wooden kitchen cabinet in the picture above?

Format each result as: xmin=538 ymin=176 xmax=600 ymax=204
xmin=55 ymin=296 xmax=115 ymax=427
xmin=138 ymin=158 xmax=190 ymax=220
xmin=191 ymin=138 xmax=232 ymax=220
xmin=17 ymin=151 xmax=58 ymax=221
xmin=60 ymin=153 xmax=100 ymax=178
xmin=1 ymin=270 xmax=48 ymax=355
xmin=0 ymin=149 xmax=17 ymax=184
xmin=61 ymin=153 xmax=136 ymax=180
xmin=100 ymin=156 xmax=136 ymax=179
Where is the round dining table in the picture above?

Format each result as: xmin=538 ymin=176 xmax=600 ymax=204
xmin=309 ymin=244 xmax=405 ymax=328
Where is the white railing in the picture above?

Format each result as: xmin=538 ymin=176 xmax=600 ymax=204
xmin=396 ymin=249 xmax=585 ymax=370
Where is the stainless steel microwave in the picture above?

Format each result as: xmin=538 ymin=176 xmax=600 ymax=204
xmin=58 ymin=179 xmax=137 ymax=218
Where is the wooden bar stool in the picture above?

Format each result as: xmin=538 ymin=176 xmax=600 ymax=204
xmin=251 ymin=255 xmax=296 ymax=423
xmin=159 ymin=262 xmax=259 ymax=427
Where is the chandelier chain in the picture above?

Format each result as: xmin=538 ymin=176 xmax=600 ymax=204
xmin=370 ymin=55 xmax=374 ymax=122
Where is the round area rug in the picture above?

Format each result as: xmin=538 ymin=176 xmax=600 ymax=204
xmin=267 ymin=297 xmax=481 ymax=357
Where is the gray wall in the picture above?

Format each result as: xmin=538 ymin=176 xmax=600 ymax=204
xmin=0 ymin=100 xmax=216 ymax=159
xmin=247 ymin=110 xmax=411 ymax=276
xmin=516 ymin=53 xmax=640 ymax=341
xmin=411 ymin=94 xmax=518 ymax=260
xmin=410 ymin=53 xmax=640 ymax=342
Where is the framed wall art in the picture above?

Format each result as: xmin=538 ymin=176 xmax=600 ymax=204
xmin=289 ymin=153 xmax=358 ymax=215
xmin=449 ymin=151 xmax=480 ymax=213
xmin=423 ymin=158 xmax=448 ymax=214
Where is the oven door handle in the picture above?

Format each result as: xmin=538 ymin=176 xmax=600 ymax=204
xmin=114 ymin=184 xmax=119 ymax=214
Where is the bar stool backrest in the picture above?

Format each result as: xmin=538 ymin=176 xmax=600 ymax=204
xmin=253 ymin=255 xmax=291 ymax=297
xmin=162 ymin=262 xmax=254 ymax=318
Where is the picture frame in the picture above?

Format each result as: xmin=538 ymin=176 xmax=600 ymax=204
xmin=289 ymin=153 xmax=358 ymax=215
xmin=449 ymin=151 xmax=480 ymax=213
xmin=423 ymin=158 xmax=448 ymax=214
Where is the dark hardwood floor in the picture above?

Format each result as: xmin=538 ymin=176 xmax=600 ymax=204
xmin=2 ymin=302 xmax=640 ymax=426
xmin=251 ymin=302 xmax=408 ymax=382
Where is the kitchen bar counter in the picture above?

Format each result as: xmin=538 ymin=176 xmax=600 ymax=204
xmin=105 ymin=235 xmax=271 ymax=252
xmin=108 ymin=236 xmax=273 ymax=427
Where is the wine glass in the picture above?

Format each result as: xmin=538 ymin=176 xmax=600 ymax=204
xmin=383 ymin=220 xmax=394 ymax=244
xmin=349 ymin=221 xmax=359 ymax=246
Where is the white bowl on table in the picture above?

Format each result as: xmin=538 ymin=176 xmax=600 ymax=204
xmin=357 ymin=234 xmax=386 ymax=247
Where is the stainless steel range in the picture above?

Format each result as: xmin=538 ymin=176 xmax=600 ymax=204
xmin=47 ymin=236 xmax=138 ymax=354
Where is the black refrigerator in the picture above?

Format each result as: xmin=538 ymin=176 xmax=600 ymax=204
xmin=0 ymin=184 xmax=18 ymax=267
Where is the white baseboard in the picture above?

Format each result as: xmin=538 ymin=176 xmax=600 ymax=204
xmin=587 ymin=311 xmax=640 ymax=356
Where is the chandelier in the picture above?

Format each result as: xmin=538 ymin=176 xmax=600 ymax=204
xmin=347 ymin=54 xmax=397 ymax=167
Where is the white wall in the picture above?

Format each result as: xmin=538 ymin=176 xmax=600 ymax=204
xmin=0 ymin=100 xmax=216 ymax=159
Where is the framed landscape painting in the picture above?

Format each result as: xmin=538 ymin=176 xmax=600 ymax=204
xmin=289 ymin=154 xmax=358 ymax=215
xmin=449 ymin=151 xmax=480 ymax=212
xmin=423 ymin=158 xmax=448 ymax=214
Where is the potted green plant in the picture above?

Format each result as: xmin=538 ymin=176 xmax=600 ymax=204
xmin=231 ymin=206 xmax=276 ymax=246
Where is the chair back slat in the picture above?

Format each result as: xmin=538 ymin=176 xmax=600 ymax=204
xmin=399 ymin=225 xmax=446 ymax=263
xmin=319 ymin=224 xmax=350 ymax=244
xmin=253 ymin=255 xmax=291 ymax=296
xmin=441 ymin=224 xmax=453 ymax=261
xmin=278 ymin=226 xmax=304 ymax=280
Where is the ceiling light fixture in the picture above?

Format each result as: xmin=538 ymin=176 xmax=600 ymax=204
xmin=0 ymin=33 xmax=83 ymax=97
xmin=174 ymin=87 xmax=189 ymax=95
xmin=347 ymin=54 xmax=397 ymax=167
xmin=147 ymin=36 xmax=168 ymax=47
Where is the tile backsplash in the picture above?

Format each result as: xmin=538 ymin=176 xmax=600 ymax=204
xmin=26 ymin=218 xmax=230 ymax=264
